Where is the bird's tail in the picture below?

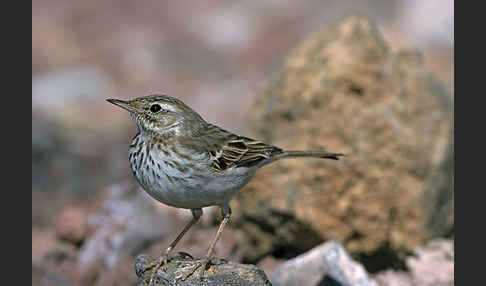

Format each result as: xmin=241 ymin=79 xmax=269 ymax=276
xmin=261 ymin=150 xmax=344 ymax=167
xmin=279 ymin=150 xmax=344 ymax=160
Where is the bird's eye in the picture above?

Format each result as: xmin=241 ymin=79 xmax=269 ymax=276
xmin=150 ymin=104 xmax=162 ymax=113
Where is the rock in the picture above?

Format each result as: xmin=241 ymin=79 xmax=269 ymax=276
xmin=406 ymin=238 xmax=454 ymax=286
xmin=41 ymin=242 xmax=78 ymax=267
xmin=32 ymin=262 xmax=71 ymax=286
xmin=320 ymin=241 xmax=378 ymax=286
xmin=270 ymin=240 xmax=377 ymax=286
xmin=77 ymin=182 xmax=177 ymax=278
xmin=374 ymin=270 xmax=412 ymax=286
xmin=33 ymin=241 xmax=79 ymax=286
xmin=232 ymin=14 xmax=453 ymax=267
xmin=32 ymin=227 xmax=57 ymax=262
xmin=54 ymin=205 xmax=88 ymax=244
xmin=135 ymin=253 xmax=271 ymax=286
xmin=257 ymin=256 xmax=286 ymax=278
xmin=374 ymin=238 xmax=454 ymax=286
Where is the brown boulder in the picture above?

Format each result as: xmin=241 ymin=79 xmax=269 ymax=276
xmin=232 ymin=14 xmax=453 ymax=266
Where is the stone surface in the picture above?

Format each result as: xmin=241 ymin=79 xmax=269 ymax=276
xmin=257 ymin=256 xmax=285 ymax=278
xmin=232 ymin=14 xmax=453 ymax=266
xmin=320 ymin=241 xmax=378 ymax=286
xmin=54 ymin=205 xmax=88 ymax=244
xmin=77 ymin=182 xmax=177 ymax=279
xmin=33 ymin=262 xmax=71 ymax=286
xmin=33 ymin=241 xmax=80 ymax=286
xmin=135 ymin=253 xmax=271 ymax=286
xmin=270 ymin=240 xmax=377 ymax=286
xmin=374 ymin=270 xmax=413 ymax=286
xmin=32 ymin=227 xmax=58 ymax=262
xmin=374 ymin=238 xmax=454 ymax=286
xmin=406 ymin=238 xmax=454 ymax=286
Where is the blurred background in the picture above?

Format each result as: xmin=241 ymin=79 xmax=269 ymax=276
xmin=32 ymin=0 xmax=453 ymax=285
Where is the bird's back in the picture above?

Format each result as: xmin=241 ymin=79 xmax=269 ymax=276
xmin=184 ymin=123 xmax=283 ymax=172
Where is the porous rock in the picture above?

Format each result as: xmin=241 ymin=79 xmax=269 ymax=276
xmin=232 ymin=14 xmax=453 ymax=265
xmin=135 ymin=253 xmax=271 ymax=286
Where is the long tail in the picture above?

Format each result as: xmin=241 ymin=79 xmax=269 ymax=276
xmin=279 ymin=150 xmax=344 ymax=160
xmin=261 ymin=150 xmax=344 ymax=167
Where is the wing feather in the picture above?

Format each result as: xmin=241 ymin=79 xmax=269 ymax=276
xmin=205 ymin=127 xmax=282 ymax=172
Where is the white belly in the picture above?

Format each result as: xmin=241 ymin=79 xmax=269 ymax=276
xmin=130 ymin=140 xmax=255 ymax=209
xmin=143 ymin=166 xmax=254 ymax=209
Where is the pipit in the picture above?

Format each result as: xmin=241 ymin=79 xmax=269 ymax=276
xmin=107 ymin=94 xmax=343 ymax=284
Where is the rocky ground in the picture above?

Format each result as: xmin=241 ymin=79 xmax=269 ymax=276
xmin=33 ymin=1 xmax=453 ymax=285
xmin=32 ymin=182 xmax=453 ymax=286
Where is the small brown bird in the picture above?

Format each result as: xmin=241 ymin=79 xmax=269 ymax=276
xmin=107 ymin=94 xmax=343 ymax=284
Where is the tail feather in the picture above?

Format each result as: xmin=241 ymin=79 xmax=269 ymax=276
xmin=280 ymin=150 xmax=344 ymax=160
xmin=257 ymin=150 xmax=344 ymax=167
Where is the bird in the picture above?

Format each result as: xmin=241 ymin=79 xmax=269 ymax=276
xmin=107 ymin=94 xmax=343 ymax=284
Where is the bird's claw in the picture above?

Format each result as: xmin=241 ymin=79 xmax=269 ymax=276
xmin=197 ymin=256 xmax=228 ymax=279
xmin=175 ymin=256 xmax=218 ymax=281
xmin=145 ymin=254 xmax=170 ymax=286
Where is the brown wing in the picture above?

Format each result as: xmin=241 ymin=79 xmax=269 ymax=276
xmin=203 ymin=125 xmax=282 ymax=172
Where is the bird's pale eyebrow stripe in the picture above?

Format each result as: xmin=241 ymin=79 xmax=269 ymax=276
xmin=160 ymin=103 xmax=177 ymax=112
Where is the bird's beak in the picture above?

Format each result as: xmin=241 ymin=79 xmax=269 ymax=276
xmin=106 ymin=98 xmax=136 ymax=113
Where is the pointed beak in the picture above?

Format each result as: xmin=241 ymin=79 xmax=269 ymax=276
xmin=106 ymin=98 xmax=135 ymax=112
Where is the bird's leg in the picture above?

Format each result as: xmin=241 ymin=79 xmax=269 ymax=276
xmin=177 ymin=205 xmax=231 ymax=281
xmin=173 ymin=206 xmax=232 ymax=281
xmin=201 ymin=205 xmax=231 ymax=272
xmin=146 ymin=208 xmax=202 ymax=285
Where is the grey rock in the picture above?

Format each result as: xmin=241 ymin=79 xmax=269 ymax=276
xmin=135 ymin=253 xmax=271 ymax=286
xmin=270 ymin=240 xmax=377 ymax=286
xmin=406 ymin=238 xmax=454 ymax=286
xmin=78 ymin=182 xmax=176 ymax=274
xmin=374 ymin=238 xmax=454 ymax=286
xmin=320 ymin=241 xmax=378 ymax=286
xmin=33 ymin=262 xmax=71 ymax=286
xmin=374 ymin=270 xmax=413 ymax=286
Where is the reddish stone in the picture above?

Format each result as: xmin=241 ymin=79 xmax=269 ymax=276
xmin=54 ymin=205 xmax=88 ymax=244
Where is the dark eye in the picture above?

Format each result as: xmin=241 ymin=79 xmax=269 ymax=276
xmin=150 ymin=104 xmax=162 ymax=113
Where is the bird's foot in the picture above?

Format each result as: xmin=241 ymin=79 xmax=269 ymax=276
xmin=141 ymin=252 xmax=197 ymax=284
xmin=195 ymin=256 xmax=228 ymax=279
xmin=144 ymin=253 xmax=171 ymax=286
xmin=173 ymin=256 xmax=228 ymax=281
xmin=174 ymin=259 xmax=203 ymax=281
xmin=200 ymin=256 xmax=214 ymax=273
xmin=141 ymin=253 xmax=228 ymax=284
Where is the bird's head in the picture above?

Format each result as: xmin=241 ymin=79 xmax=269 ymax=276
xmin=107 ymin=94 xmax=205 ymax=135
